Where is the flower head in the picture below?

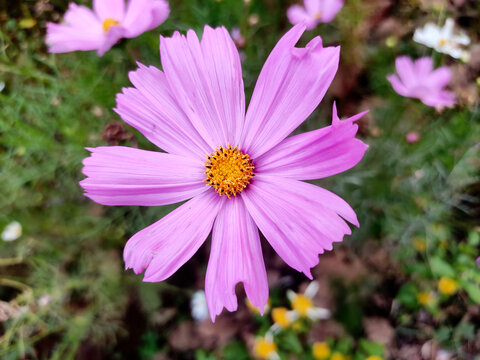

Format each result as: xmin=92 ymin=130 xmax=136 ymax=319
xmin=287 ymin=282 xmax=331 ymax=320
xmin=406 ymin=132 xmax=420 ymax=144
xmin=413 ymin=18 xmax=470 ymax=59
xmin=287 ymin=0 xmax=344 ymax=30
xmin=254 ymin=334 xmax=279 ymax=360
xmin=46 ymin=0 xmax=169 ymax=56
xmin=438 ymin=277 xmax=458 ymax=295
xmin=312 ymin=342 xmax=331 ymax=359
xmin=191 ymin=290 xmax=209 ymax=321
xmin=1 ymin=221 xmax=22 ymax=242
xmin=387 ymin=56 xmax=456 ymax=108
xmin=271 ymin=307 xmax=297 ymax=330
xmin=80 ymin=25 xmax=368 ymax=321
xmin=417 ymin=291 xmax=435 ymax=306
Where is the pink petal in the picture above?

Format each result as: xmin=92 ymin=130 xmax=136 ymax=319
xmin=160 ymin=26 xmax=245 ymax=148
xmin=426 ymin=66 xmax=452 ymax=89
xmin=421 ymin=90 xmax=456 ymax=108
xmin=304 ymin=0 xmax=322 ymax=15
xmin=256 ymin=103 xmax=368 ymax=180
xmin=287 ymin=5 xmax=317 ymax=30
xmin=206 ymin=197 xmax=268 ymax=321
xmin=124 ymin=190 xmax=224 ymax=280
xmin=80 ymin=146 xmax=207 ymax=206
xmin=319 ymin=0 xmax=344 ymax=22
xmin=123 ymin=0 xmax=169 ymax=38
xmin=46 ymin=4 xmax=103 ymax=53
xmin=386 ymin=74 xmax=411 ymax=97
xmin=413 ymin=57 xmax=433 ymax=77
xmin=96 ymin=26 xmax=124 ymax=56
xmin=242 ymin=176 xmax=357 ymax=277
xmin=241 ymin=25 xmax=340 ymax=158
xmin=93 ymin=0 xmax=125 ymax=20
xmin=115 ymin=63 xmax=211 ymax=161
xmin=394 ymin=56 xmax=417 ymax=88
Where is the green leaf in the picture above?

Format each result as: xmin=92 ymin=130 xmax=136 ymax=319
xmin=429 ymin=257 xmax=455 ymax=278
xmin=463 ymin=283 xmax=480 ymax=304
xmin=358 ymin=339 xmax=385 ymax=356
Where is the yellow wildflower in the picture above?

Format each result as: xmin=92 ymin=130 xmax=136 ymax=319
xmin=417 ymin=291 xmax=435 ymax=306
xmin=330 ymin=352 xmax=346 ymax=360
xmin=366 ymin=356 xmax=383 ymax=360
xmin=438 ymin=277 xmax=458 ymax=295
xmin=312 ymin=342 xmax=331 ymax=359
xmin=253 ymin=336 xmax=279 ymax=360
xmin=272 ymin=307 xmax=294 ymax=329
xmin=412 ymin=237 xmax=426 ymax=252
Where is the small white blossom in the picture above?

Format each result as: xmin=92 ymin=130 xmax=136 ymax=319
xmin=414 ymin=18 xmax=470 ymax=59
xmin=191 ymin=290 xmax=209 ymax=321
xmin=1 ymin=221 xmax=22 ymax=242
xmin=287 ymin=281 xmax=331 ymax=321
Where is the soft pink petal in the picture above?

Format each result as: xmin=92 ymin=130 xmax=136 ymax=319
xmin=320 ymin=0 xmax=343 ymax=22
xmin=123 ymin=0 xmax=169 ymax=38
xmin=80 ymin=146 xmax=207 ymax=206
xmin=394 ymin=56 xmax=417 ymax=88
xmin=241 ymin=25 xmax=340 ymax=158
xmin=46 ymin=4 xmax=103 ymax=53
xmin=421 ymin=90 xmax=456 ymax=108
xmin=97 ymin=26 xmax=124 ymax=56
xmin=93 ymin=0 xmax=125 ymax=20
xmin=426 ymin=66 xmax=452 ymax=89
xmin=206 ymin=197 xmax=268 ymax=321
xmin=124 ymin=190 xmax=224 ymax=280
xmin=242 ymin=176 xmax=357 ymax=277
xmin=387 ymin=74 xmax=411 ymax=97
xmin=287 ymin=5 xmax=317 ymax=30
xmin=256 ymin=103 xmax=368 ymax=180
xmin=160 ymin=26 xmax=245 ymax=148
xmin=304 ymin=0 xmax=322 ymax=15
xmin=115 ymin=63 xmax=211 ymax=160
xmin=414 ymin=57 xmax=433 ymax=77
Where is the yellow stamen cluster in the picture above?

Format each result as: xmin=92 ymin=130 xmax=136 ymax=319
xmin=313 ymin=12 xmax=323 ymax=20
xmin=102 ymin=18 xmax=120 ymax=33
xmin=272 ymin=307 xmax=291 ymax=329
xmin=438 ymin=38 xmax=447 ymax=47
xmin=291 ymin=294 xmax=314 ymax=317
xmin=254 ymin=337 xmax=277 ymax=359
xmin=204 ymin=145 xmax=254 ymax=198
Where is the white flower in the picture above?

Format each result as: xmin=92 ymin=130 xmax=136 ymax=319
xmin=1 ymin=221 xmax=22 ymax=242
xmin=287 ymin=281 xmax=331 ymax=321
xmin=413 ymin=18 xmax=470 ymax=59
xmin=191 ymin=290 xmax=209 ymax=321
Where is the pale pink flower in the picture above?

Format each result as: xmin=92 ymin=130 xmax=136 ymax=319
xmin=46 ymin=0 xmax=169 ymax=56
xmin=287 ymin=0 xmax=344 ymax=30
xmin=80 ymin=25 xmax=368 ymax=321
xmin=406 ymin=131 xmax=420 ymax=143
xmin=387 ymin=56 xmax=456 ymax=108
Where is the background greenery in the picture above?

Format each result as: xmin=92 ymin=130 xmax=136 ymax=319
xmin=0 ymin=0 xmax=479 ymax=359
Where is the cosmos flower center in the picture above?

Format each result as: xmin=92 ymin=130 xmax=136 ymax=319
xmin=438 ymin=38 xmax=447 ymax=47
xmin=313 ymin=12 xmax=323 ymax=20
xmin=204 ymin=145 xmax=254 ymax=198
xmin=102 ymin=18 xmax=120 ymax=33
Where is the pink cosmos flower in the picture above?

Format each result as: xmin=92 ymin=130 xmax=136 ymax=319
xmin=46 ymin=0 xmax=169 ymax=56
xmin=387 ymin=56 xmax=456 ymax=108
xmin=80 ymin=24 xmax=368 ymax=321
xmin=406 ymin=131 xmax=420 ymax=143
xmin=287 ymin=0 xmax=344 ymax=30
